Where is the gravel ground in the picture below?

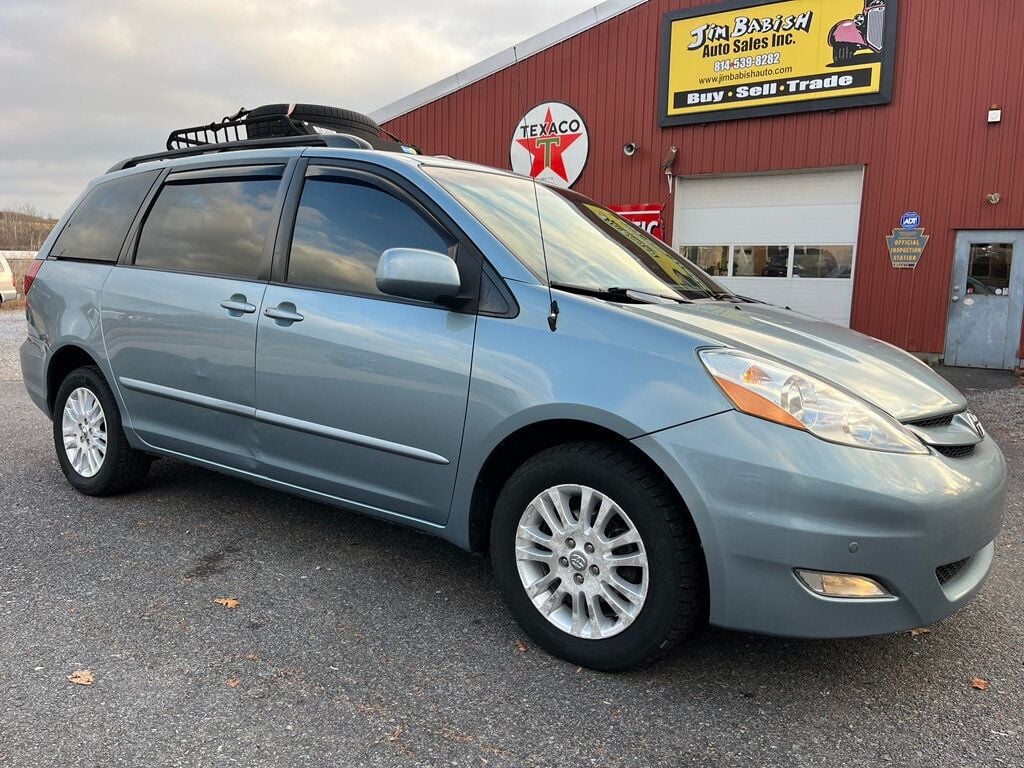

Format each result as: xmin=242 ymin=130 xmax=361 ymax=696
xmin=0 ymin=310 xmax=25 ymax=382
xmin=0 ymin=311 xmax=1022 ymax=767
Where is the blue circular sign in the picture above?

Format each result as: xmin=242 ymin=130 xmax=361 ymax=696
xmin=900 ymin=211 xmax=921 ymax=229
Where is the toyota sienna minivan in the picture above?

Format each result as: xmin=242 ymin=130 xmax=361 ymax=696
xmin=20 ymin=109 xmax=1007 ymax=670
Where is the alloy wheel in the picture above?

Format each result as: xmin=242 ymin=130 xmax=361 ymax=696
xmin=515 ymin=484 xmax=649 ymax=639
xmin=61 ymin=387 xmax=107 ymax=478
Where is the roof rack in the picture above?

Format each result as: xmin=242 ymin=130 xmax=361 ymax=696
xmin=108 ymin=108 xmax=420 ymax=173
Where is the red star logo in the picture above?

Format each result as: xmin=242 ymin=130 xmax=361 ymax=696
xmin=516 ymin=108 xmax=582 ymax=183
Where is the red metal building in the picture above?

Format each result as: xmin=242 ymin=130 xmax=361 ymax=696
xmin=374 ymin=0 xmax=1024 ymax=369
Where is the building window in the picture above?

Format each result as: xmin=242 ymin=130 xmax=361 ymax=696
xmin=680 ymin=246 xmax=728 ymax=276
xmin=793 ymin=246 xmax=854 ymax=279
xmin=732 ymin=246 xmax=789 ymax=277
xmin=681 ymin=244 xmax=855 ymax=280
xmin=966 ymin=243 xmax=1013 ymax=295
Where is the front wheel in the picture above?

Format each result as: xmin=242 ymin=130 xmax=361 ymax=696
xmin=490 ymin=441 xmax=705 ymax=671
xmin=53 ymin=366 xmax=151 ymax=496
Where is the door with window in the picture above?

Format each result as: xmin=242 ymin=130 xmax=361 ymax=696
xmin=254 ymin=164 xmax=477 ymax=525
xmin=101 ymin=164 xmax=287 ymax=469
xmin=944 ymin=231 xmax=1024 ymax=369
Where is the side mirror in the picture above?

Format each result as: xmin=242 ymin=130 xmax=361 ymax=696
xmin=376 ymin=248 xmax=462 ymax=303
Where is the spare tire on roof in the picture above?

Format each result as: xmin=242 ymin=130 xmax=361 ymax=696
xmin=247 ymin=103 xmax=381 ymax=142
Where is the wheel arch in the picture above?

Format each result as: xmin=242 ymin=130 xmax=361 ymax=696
xmin=46 ymin=344 xmax=102 ymax=415
xmin=465 ymin=418 xmax=704 ymax=560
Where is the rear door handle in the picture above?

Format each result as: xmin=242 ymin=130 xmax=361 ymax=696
xmin=264 ymin=304 xmax=304 ymax=323
xmin=220 ymin=295 xmax=256 ymax=314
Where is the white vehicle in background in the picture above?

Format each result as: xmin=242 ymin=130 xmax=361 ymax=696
xmin=0 ymin=256 xmax=18 ymax=304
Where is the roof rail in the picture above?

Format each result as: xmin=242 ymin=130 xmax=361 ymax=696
xmin=107 ymin=134 xmax=372 ymax=173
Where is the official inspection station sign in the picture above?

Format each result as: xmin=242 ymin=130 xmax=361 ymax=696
xmin=886 ymin=211 xmax=929 ymax=269
xmin=659 ymin=0 xmax=899 ymax=126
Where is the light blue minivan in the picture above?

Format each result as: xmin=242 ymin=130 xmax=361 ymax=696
xmin=20 ymin=124 xmax=1006 ymax=670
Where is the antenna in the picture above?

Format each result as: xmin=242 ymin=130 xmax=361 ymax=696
xmin=532 ymin=181 xmax=559 ymax=331
xmin=513 ymin=45 xmax=559 ymax=332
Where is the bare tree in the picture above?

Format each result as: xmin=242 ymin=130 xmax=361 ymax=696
xmin=0 ymin=204 xmax=56 ymax=251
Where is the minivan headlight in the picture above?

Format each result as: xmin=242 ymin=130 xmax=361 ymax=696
xmin=699 ymin=349 xmax=928 ymax=455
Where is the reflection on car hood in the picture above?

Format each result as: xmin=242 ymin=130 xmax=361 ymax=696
xmin=629 ymin=300 xmax=965 ymax=421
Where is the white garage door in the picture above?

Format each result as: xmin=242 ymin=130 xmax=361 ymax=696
xmin=673 ymin=167 xmax=864 ymax=326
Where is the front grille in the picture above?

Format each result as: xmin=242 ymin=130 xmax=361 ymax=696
xmin=866 ymin=8 xmax=885 ymax=49
xmin=936 ymin=557 xmax=971 ymax=585
xmin=907 ymin=413 xmax=957 ymax=428
xmin=935 ymin=444 xmax=976 ymax=459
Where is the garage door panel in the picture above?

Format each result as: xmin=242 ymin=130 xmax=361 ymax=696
xmin=681 ymin=203 xmax=862 ymax=245
xmin=679 ymin=169 xmax=864 ymax=209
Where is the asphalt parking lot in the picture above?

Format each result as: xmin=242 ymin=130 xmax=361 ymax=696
xmin=0 ymin=310 xmax=1022 ymax=767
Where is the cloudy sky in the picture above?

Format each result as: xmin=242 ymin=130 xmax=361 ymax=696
xmin=0 ymin=0 xmax=597 ymax=217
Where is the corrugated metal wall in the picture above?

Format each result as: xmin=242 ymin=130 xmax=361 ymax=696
xmin=384 ymin=0 xmax=1024 ymax=357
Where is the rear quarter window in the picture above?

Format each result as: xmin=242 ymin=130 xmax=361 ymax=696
xmin=50 ymin=170 xmax=160 ymax=262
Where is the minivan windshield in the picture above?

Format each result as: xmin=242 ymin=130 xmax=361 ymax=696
xmin=425 ymin=166 xmax=733 ymax=302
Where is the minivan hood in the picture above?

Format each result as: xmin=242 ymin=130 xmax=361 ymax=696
xmin=629 ymin=301 xmax=965 ymax=422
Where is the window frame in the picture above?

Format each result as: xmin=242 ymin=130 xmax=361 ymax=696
xmin=122 ymin=160 xmax=295 ymax=283
xmin=272 ymin=159 xmax=516 ymax=316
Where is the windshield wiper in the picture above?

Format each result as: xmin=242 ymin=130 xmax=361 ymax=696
xmin=550 ymin=283 xmax=691 ymax=304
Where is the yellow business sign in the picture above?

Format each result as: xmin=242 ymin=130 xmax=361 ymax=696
xmin=659 ymin=0 xmax=898 ymax=126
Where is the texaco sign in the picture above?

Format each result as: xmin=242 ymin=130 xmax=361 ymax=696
xmin=510 ymin=102 xmax=589 ymax=188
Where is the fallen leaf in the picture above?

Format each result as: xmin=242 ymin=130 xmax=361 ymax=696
xmin=910 ymin=627 xmax=932 ymax=636
xmin=67 ymin=669 xmax=94 ymax=686
xmin=214 ymin=598 xmax=240 ymax=610
xmin=514 ymin=639 xmax=528 ymax=653
xmin=972 ymin=677 xmax=990 ymax=691
xmin=226 ymin=678 xmax=240 ymax=688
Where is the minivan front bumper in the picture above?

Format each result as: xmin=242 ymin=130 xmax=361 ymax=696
xmin=634 ymin=410 xmax=1007 ymax=638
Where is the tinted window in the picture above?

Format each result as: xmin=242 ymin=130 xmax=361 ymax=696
xmin=51 ymin=170 xmax=159 ymax=262
xmin=135 ymin=177 xmax=279 ymax=279
xmin=288 ymin=177 xmax=450 ymax=296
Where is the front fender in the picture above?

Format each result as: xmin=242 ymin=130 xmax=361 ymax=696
xmin=831 ymin=20 xmax=866 ymax=45
xmin=443 ymin=282 xmax=730 ymax=549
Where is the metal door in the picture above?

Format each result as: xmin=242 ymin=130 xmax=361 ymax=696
xmin=945 ymin=231 xmax=1024 ymax=369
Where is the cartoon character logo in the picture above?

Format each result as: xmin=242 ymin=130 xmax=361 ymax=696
xmin=829 ymin=0 xmax=887 ymax=66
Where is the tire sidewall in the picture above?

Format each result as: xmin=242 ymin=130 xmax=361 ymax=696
xmin=53 ymin=367 xmax=124 ymax=494
xmin=491 ymin=447 xmax=691 ymax=670
xmin=248 ymin=104 xmax=380 ymax=142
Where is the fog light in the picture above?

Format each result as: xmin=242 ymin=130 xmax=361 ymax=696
xmin=796 ymin=570 xmax=891 ymax=599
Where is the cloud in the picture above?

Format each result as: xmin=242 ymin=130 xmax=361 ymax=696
xmin=0 ymin=0 xmax=597 ymax=216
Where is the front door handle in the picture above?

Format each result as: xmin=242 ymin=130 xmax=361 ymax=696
xmin=220 ymin=295 xmax=257 ymax=314
xmin=264 ymin=303 xmax=304 ymax=323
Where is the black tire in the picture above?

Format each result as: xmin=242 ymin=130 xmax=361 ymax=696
xmin=246 ymin=103 xmax=380 ymax=141
xmin=490 ymin=441 xmax=705 ymax=671
xmin=52 ymin=366 xmax=151 ymax=496
xmin=832 ymin=43 xmax=857 ymax=65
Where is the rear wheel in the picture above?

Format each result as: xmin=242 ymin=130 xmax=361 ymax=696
xmin=53 ymin=366 xmax=151 ymax=496
xmin=490 ymin=441 xmax=704 ymax=671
